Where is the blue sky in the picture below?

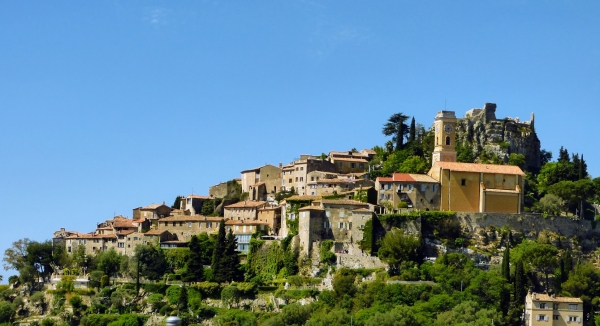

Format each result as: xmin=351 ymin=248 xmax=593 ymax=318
xmin=1 ymin=1 xmax=599 ymax=282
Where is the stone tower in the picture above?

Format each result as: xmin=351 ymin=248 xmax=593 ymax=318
xmin=432 ymin=111 xmax=457 ymax=164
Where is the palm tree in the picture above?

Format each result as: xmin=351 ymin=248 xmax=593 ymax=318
xmin=382 ymin=113 xmax=410 ymax=151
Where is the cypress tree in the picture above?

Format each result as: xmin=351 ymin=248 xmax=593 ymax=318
xmin=563 ymin=249 xmax=573 ymax=277
xmin=502 ymin=247 xmax=511 ymax=281
xmin=409 ymin=117 xmax=416 ymax=143
xmin=211 ymin=220 xmax=227 ymax=283
xmin=222 ymin=229 xmax=242 ymax=282
xmin=514 ymin=259 xmax=526 ymax=303
xmin=178 ymin=286 xmax=188 ymax=312
xmin=183 ymin=235 xmax=204 ymax=282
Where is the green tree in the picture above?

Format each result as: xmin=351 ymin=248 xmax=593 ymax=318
xmin=201 ymin=200 xmax=215 ymax=216
xmin=398 ymin=155 xmax=429 ymax=174
xmin=211 ymin=221 xmax=227 ymax=283
xmin=508 ymin=153 xmax=527 ymax=169
xmin=377 ymin=229 xmax=421 ymax=274
xmin=3 ymin=238 xmax=31 ymax=272
xmin=501 ymin=248 xmax=510 ymax=281
xmin=536 ymin=194 xmax=565 ymax=215
xmin=0 ymin=301 xmax=15 ymax=323
xmin=95 ymin=248 xmax=121 ymax=283
xmin=182 ymin=236 xmax=204 ymax=283
xmin=172 ymin=196 xmax=182 ymax=209
xmin=134 ymin=244 xmax=168 ymax=281
xmin=364 ymin=305 xmax=420 ymax=326
xmin=221 ymin=230 xmax=242 ymax=282
xmin=178 ymin=286 xmax=188 ymax=312
xmin=408 ymin=117 xmax=416 ymax=143
xmin=26 ymin=240 xmax=55 ymax=282
xmin=383 ymin=112 xmax=410 ymax=151
xmin=514 ymin=259 xmax=527 ymax=303
xmin=221 ymin=285 xmax=241 ymax=308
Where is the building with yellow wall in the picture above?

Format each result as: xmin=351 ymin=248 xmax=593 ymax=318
xmin=427 ymin=110 xmax=526 ymax=214
xmin=525 ymin=292 xmax=583 ymax=326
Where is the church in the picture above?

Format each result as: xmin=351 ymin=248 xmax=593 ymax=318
xmin=427 ymin=111 xmax=526 ymax=213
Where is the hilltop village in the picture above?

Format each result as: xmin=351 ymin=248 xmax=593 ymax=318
xmin=54 ymin=107 xmax=531 ymax=259
xmin=6 ymin=104 xmax=600 ymax=326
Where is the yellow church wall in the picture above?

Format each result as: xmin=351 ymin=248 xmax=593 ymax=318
xmin=441 ymin=171 xmax=480 ymax=212
xmin=485 ymin=193 xmax=519 ymax=213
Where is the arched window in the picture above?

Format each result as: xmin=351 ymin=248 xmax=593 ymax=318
xmin=445 ymin=136 xmax=450 ymax=145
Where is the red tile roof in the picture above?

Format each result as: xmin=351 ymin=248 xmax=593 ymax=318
xmin=377 ymin=173 xmax=438 ymax=183
xmin=299 ymin=206 xmax=325 ymax=211
xmin=432 ymin=162 xmax=525 ymax=175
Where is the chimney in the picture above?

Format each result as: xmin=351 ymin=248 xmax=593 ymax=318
xmin=279 ymin=163 xmax=282 ymax=168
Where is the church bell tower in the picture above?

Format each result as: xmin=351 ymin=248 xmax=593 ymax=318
xmin=432 ymin=111 xmax=457 ymax=164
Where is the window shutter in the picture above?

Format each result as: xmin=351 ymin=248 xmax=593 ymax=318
xmin=577 ymin=317 xmax=582 ymax=323
xmin=544 ymin=316 xmax=549 ymax=321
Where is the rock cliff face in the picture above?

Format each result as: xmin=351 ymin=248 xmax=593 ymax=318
xmin=456 ymin=103 xmax=541 ymax=171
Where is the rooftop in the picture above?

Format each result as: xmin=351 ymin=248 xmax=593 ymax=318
xmin=224 ymin=201 xmax=267 ymax=209
xmin=431 ymin=161 xmax=525 ymax=176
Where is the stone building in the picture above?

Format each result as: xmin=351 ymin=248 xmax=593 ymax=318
xmin=297 ymin=199 xmax=371 ymax=255
xmin=328 ymin=150 xmax=373 ymax=174
xmin=428 ymin=110 xmax=526 ymax=214
xmin=240 ymin=165 xmax=282 ymax=197
xmin=224 ymin=201 xmax=268 ymax=221
xmin=132 ymin=203 xmax=172 ymax=229
xmin=180 ymin=194 xmax=214 ymax=215
xmin=524 ymin=291 xmax=582 ymax=325
xmin=281 ymin=155 xmax=337 ymax=195
xmin=306 ymin=174 xmax=374 ymax=197
xmin=257 ymin=206 xmax=281 ymax=235
xmin=209 ymin=179 xmax=241 ymax=198
xmin=375 ymin=173 xmax=440 ymax=212
xmin=156 ymin=215 xmax=223 ymax=242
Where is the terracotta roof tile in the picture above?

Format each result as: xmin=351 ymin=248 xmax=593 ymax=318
xmin=113 ymin=219 xmax=135 ymax=228
xmin=532 ymin=293 xmax=582 ymax=303
xmin=332 ymin=157 xmax=368 ymax=163
xmin=144 ymin=229 xmax=169 ymax=235
xmin=117 ymin=230 xmax=136 ymax=236
xmin=160 ymin=216 xmax=224 ymax=222
xmin=352 ymin=208 xmax=372 ymax=212
xmin=225 ymin=220 xmax=269 ymax=225
xmin=318 ymin=199 xmax=369 ymax=206
xmin=225 ymin=201 xmax=267 ymax=209
xmin=299 ymin=206 xmax=325 ymax=211
xmin=284 ymin=195 xmax=321 ymax=201
xmin=431 ymin=162 xmax=525 ymax=175
xmin=188 ymin=194 xmax=212 ymax=199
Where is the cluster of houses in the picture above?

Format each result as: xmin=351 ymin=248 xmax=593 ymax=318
xmin=53 ymin=109 xmax=528 ymax=258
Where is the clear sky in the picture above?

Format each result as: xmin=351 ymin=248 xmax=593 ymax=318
xmin=1 ymin=1 xmax=599 ymax=282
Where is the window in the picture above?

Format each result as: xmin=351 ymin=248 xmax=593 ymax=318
xmin=359 ymin=163 xmax=364 ymax=169
xmin=339 ymin=211 xmax=345 ymax=218
xmin=381 ymin=184 xmax=385 ymax=190
xmin=432 ymin=185 xmax=436 ymax=192
xmin=134 ymin=237 xmax=138 ymax=241
xmin=553 ymin=315 xmax=559 ymax=320
xmin=380 ymin=194 xmax=384 ymax=200
xmin=338 ymin=222 xmax=344 ymax=229
xmin=172 ymin=222 xmax=176 ymax=226
xmin=118 ymin=243 xmax=124 ymax=248
xmin=300 ymin=167 xmax=304 ymax=170
xmin=569 ymin=304 xmax=578 ymax=310
xmin=207 ymin=222 xmax=212 ymax=228
xmin=461 ymin=179 xmax=466 ymax=186
xmin=188 ymin=222 xmax=192 ymax=228
xmin=300 ymin=177 xmax=303 ymax=182
xmin=351 ymin=163 xmax=356 ymax=168
xmin=539 ymin=303 xmax=547 ymax=309
xmin=445 ymin=136 xmax=450 ymax=145
xmin=536 ymin=315 xmax=548 ymax=321
xmin=289 ymin=178 xmax=292 ymax=183
xmin=408 ymin=184 xmax=413 ymax=191
xmin=311 ymin=177 xmax=314 ymax=181
xmin=360 ymin=225 xmax=365 ymax=229
xmin=289 ymin=213 xmax=296 ymax=220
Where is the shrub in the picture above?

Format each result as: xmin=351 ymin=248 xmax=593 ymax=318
xmin=147 ymin=293 xmax=164 ymax=311
xmin=165 ymin=286 xmax=181 ymax=305
xmin=190 ymin=282 xmax=221 ymax=299
xmin=142 ymin=283 xmax=168 ymax=294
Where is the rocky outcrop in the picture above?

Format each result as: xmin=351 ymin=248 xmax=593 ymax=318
xmin=457 ymin=103 xmax=541 ymax=171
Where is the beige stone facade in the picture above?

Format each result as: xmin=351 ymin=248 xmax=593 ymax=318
xmin=282 ymin=156 xmax=336 ymax=195
xmin=133 ymin=203 xmax=172 ymax=229
xmin=375 ymin=173 xmax=440 ymax=212
xmin=328 ymin=150 xmax=372 ymax=174
xmin=224 ymin=201 xmax=268 ymax=221
xmin=297 ymin=199 xmax=370 ymax=255
xmin=257 ymin=206 xmax=281 ymax=235
xmin=241 ymin=165 xmax=282 ymax=197
xmin=306 ymin=176 xmax=374 ymax=197
xmin=428 ymin=161 xmax=525 ymax=213
xmin=156 ymin=215 xmax=223 ymax=242
xmin=525 ymin=292 xmax=583 ymax=326
xmin=180 ymin=195 xmax=214 ymax=215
